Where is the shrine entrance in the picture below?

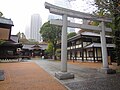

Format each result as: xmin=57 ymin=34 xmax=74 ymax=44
xmin=45 ymin=2 xmax=115 ymax=79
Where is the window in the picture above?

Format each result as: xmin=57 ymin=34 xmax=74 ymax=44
xmin=88 ymin=51 xmax=93 ymax=57
xmin=7 ymin=50 xmax=13 ymax=55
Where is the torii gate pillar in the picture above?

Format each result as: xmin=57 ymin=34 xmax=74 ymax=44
xmin=100 ymin=22 xmax=109 ymax=69
xmin=55 ymin=14 xmax=74 ymax=80
xmin=61 ymin=14 xmax=67 ymax=72
xmin=99 ymin=22 xmax=116 ymax=74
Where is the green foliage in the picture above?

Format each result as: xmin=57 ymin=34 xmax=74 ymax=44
xmin=0 ymin=40 xmax=5 ymax=45
xmin=40 ymin=21 xmax=62 ymax=60
xmin=92 ymin=8 xmax=112 ymax=26
xmin=94 ymin=0 xmax=120 ymax=65
xmin=45 ymin=42 xmax=53 ymax=56
xmin=67 ymin=32 xmax=77 ymax=39
xmin=111 ymin=1 xmax=120 ymax=65
xmin=40 ymin=21 xmax=62 ymax=43
xmin=56 ymin=49 xmax=61 ymax=60
xmin=0 ymin=12 xmax=3 ymax=17
xmin=91 ymin=8 xmax=113 ymax=34
xmin=94 ymin=0 xmax=120 ymax=17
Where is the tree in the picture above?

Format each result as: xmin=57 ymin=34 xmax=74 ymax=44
xmin=40 ymin=21 xmax=62 ymax=60
xmin=67 ymin=32 xmax=77 ymax=39
xmin=56 ymin=49 xmax=61 ymax=60
xmin=0 ymin=40 xmax=5 ymax=45
xmin=94 ymin=0 xmax=120 ymax=65
xmin=16 ymin=32 xmax=36 ymax=44
xmin=90 ymin=8 xmax=113 ymax=35
xmin=0 ymin=11 xmax=3 ymax=17
xmin=16 ymin=32 xmax=21 ymax=40
xmin=45 ymin=42 xmax=53 ymax=59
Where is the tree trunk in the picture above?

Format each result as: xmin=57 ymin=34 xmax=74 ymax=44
xmin=53 ymin=43 xmax=57 ymax=60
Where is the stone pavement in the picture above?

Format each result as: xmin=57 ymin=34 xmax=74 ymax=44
xmin=0 ymin=62 xmax=67 ymax=90
xmin=65 ymin=75 xmax=120 ymax=90
xmin=34 ymin=60 xmax=120 ymax=90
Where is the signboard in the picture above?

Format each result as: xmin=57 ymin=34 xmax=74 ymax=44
xmin=0 ymin=28 xmax=10 ymax=40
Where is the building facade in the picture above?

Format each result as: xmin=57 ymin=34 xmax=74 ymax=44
xmin=0 ymin=17 xmax=23 ymax=59
xmin=30 ymin=14 xmax=42 ymax=42
xmin=21 ymin=43 xmax=48 ymax=59
xmin=67 ymin=31 xmax=115 ymax=63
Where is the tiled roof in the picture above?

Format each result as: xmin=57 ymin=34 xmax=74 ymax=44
xmin=10 ymin=35 xmax=19 ymax=43
xmin=68 ymin=31 xmax=112 ymax=42
xmin=85 ymin=43 xmax=115 ymax=48
xmin=22 ymin=44 xmax=48 ymax=50
xmin=81 ymin=32 xmax=111 ymax=37
xmin=0 ymin=17 xmax=13 ymax=25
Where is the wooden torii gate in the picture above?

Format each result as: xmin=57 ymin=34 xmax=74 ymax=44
xmin=45 ymin=2 xmax=114 ymax=80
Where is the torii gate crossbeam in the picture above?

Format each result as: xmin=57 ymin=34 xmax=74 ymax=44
xmin=50 ymin=19 xmax=112 ymax=32
xmin=45 ymin=2 xmax=112 ymax=23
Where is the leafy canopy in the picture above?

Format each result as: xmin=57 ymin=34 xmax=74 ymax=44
xmin=94 ymin=0 xmax=120 ymax=65
xmin=40 ymin=21 xmax=62 ymax=43
xmin=67 ymin=32 xmax=77 ymax=39
xmin=40 ymin=21 xmax=62 ymax=60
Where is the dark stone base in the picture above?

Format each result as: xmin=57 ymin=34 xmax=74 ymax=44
xmin=55 ymin=72 xmax=74 ymax=80
xmin=0 ymin=70 xmax=4 ymax=81
xmin=99 ymin=68 xmax=116 ymax=74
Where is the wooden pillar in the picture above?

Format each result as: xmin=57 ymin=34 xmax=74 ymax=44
xmin=78 ymin=40 xmax=81 ymax=61
xmin=72 ymin=42 xmax=74 ymax=62
xmin=75 ymin=41 xmax=77 ymax=61
xmin=93 ymin=47 xmax=95 ymax=62
xmin=96 ymin=48 xmax=98 ymax=61
xmin=70 ymin=42 xmax=72 ymax=60
xmin=100 ymin=48 xmax=102 ymax=61
xmin=81 ymin=38 xmax=84 ymax=62
xmin=85 ymin=49 xmax=87 ymax=61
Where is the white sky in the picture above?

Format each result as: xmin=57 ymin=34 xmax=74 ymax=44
xmin=0 ymin=0 xmax=96 ymax=35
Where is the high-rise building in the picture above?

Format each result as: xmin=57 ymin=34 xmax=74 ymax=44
xmin=25 ymin=24 xmax=30 ymax=39
xmin=30 ymin=14 xmax=42 ymax=42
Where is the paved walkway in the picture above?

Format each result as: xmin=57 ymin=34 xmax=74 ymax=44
xmin=0 ymin=62 xmax=67 ymax=90
xmin=34 ymin=60 xmax=120 ymax=90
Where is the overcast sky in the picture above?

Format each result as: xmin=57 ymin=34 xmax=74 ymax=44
xmin=0 ymin=0 xmax=96 ymax=35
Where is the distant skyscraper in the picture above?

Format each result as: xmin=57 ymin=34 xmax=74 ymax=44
xmin=25 ymin=24 xmax=30 ymax=39
xmin=30 ymin=14 xmax=42 ymax=42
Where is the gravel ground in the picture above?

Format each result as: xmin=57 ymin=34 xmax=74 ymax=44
xmin=0 ymin=62 xmax=67 ymax=90
xmin=65 ymin=74 xmax=120 ymax=90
